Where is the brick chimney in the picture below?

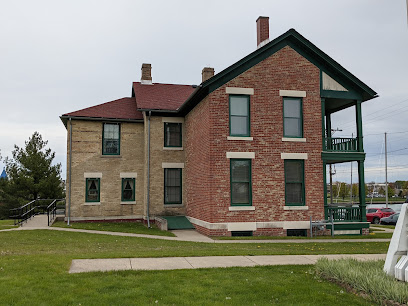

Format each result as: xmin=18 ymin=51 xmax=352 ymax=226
xmin=141 ymin=63 xmax=152 ymax=84
xmin=256 ymin=16 xmax=269 ymax=48
xmin=202 ymin=67 xmax=214 ymax=83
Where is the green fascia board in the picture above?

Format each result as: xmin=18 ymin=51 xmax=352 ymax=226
xmin=321 ymin=152 xmax=366 ymax=163
xmin=321 ymin=90 xmax=362 ymax=101
xmin=178 ymin=28 xmax=377 ymax=116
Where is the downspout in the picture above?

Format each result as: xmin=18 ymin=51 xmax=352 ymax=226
xmin=146 ymin=111 xmax=151 ymax=228
xmin=67 ymin=117 xmax=72 ymax=226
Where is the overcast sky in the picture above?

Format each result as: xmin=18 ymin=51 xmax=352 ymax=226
xmin=0 ymin=0 xmax=407 ymax=184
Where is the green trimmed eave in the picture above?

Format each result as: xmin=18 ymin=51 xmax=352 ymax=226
xmin=321 ymin=152 xmax=365 ymax=164
xmin=177 ymin=28 xmax=377 ymax=116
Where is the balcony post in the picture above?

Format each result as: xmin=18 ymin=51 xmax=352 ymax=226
xmin=321 ymin=98 xmax=326 ymax=150
xmin=355 ymin=100 xmax=363 ymax=152
xmin=358 ymin=160 xmax=367 ymax=222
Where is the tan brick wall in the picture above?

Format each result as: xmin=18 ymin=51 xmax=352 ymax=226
xmin=67 ymin=120 xmax=145 ymax=220
xmin=145 ymin=115 xmax=186 ymax=216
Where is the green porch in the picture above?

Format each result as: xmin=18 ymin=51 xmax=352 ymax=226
xmin=320 ymin=73 xmax=376 ymax=228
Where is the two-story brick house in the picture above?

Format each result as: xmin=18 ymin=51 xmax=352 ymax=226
xmin=61 ymin=17 xmax=377 ymax=236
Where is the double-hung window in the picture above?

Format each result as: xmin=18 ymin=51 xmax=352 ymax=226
xmin=284 ymin=160 xmax=305 ymax=206
xmin=86 ymin=178 xmax=100 ymax=202
xmin=229 ymin=95 xmax=250 ymax=137
xmin=164 ymin=168 xmax=182 ymax=204
xmin=283 ymin=97 xmax=303 ymax=138
xmin=230 ymin=159 xmax=252 ymax=206
xmin=121 ymin=178 xmax=135 ymax=202
xmin=102 ymin=123 xmax=120 ymax=155
xmin=164 ymin=123 xmax=182 ymax=147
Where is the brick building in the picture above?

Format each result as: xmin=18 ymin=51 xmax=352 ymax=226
xmin=61 ymin=17 xmax=377 ymax=236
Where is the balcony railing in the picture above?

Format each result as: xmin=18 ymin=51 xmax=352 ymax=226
xmin=326 ymin=206 xmax=362 ymax=222
xmin=324 ymin=137 xmax=358 ymax=152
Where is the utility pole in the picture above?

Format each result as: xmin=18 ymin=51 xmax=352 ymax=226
xmin=385 ymin=132 xmax=388 ymax=208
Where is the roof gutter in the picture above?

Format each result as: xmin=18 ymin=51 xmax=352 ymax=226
xmin=60 ymin=116 xmax=144 ymax=127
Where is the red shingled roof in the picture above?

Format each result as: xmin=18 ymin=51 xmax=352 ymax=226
xmin=63 ymin=97 xmax=143 ymax=120
xmin=133 ymin=82 xmax=196 ymax=111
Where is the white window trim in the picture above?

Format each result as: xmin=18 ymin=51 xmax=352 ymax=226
xmin=163 ymin=147 xmax=183 ymax=151
xmin=162 ymin=162 xmax=184 ymax=168
xmin=284 ymin=206 xmax=309 ymax=211
xmin=121 ymin=201 xmax=136 ymax=205
xmin=226 ymin=152 xmax=255 ymax=159
xmin=281 ymin=153 xmax=308 ymax=160
xmin=282 ymin=137 xmax=306 ymax=143
xmin=229 ymin=206 xmax=256 ymax=211
xmin=84 ymin=172 xmax=102 ymax=178
xmin=83 ymin=202 xmax=101 ymax=206
xmin=227 ymin=136 xmax=253 ymax=141
xmin=279 ymin=90 xmax=306 ymax=97
xmin=226 ymin=87 xmax=254 ymax=95
xmin=162 ymin=117 xmax=184 ymax=123
xmin=120 ymin=172 xmax=137 ymax=178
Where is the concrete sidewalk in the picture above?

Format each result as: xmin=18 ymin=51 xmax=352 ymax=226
xmin=69 ymin=253 xmax=386 ymax=273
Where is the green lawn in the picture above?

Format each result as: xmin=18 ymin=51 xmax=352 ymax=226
xmin=371 ymin=224 xmax=395 ymax=229
xmin=52 ymin=220 xmax=176 ymax=237
xmin=0 ymin=219 xmax=18 ymax=230
xmin=0 ymin=230 xmax=383 ymax=305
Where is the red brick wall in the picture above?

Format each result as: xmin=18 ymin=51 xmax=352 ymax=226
xmin=186 ymin=46 xmax=324 ymax=235
xmin=185 ymin=96 xmax=213 ymax=222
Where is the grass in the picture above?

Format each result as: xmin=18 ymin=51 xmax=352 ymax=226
xmin=0 ymin=219 xmax=18 ymax=230
xmin=52 ymin=220 xmax=176 ymax=237
xmin=213 ymin=232 xmax=393 ymax=240
xmin=371 ymin=224 xmax=396 ymax=229
xmin=316 ymin=258 xmax=408 ymax=304
xmin=0 ymin=230 xmax=383 ymax=305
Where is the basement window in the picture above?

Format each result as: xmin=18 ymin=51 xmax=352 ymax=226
xmin=231 ymin=231 xmax=253 ymax=237
xmin=287 ymin=229 xmax=307 ymax=237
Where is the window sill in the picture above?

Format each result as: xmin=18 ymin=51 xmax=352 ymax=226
xmin=164 ymin=204 xmax=184 ymax=207
xmin=121 ymin=201 xmax=136 ymax=205
xmin=163 ymin=147 xmax=183 ymax=151
xmin=229 ymin=206 xmax=255 ymax=211
xmin=282 ymin=137 xmax=306 ymax=142
xmin=227 ymin=136 xmax=253 ymax=141
xmin=284 ymin=206 xmax=309 ymax=211
xmin=83 ymin=202 xmax=101 ymax=206
xmin=100 ymin=155 xmax=121 ymax=158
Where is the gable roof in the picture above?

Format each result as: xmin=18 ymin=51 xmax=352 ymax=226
xmin=132 ymin=82 xmax=196 ymax=111
xmin=60 ymin=97 xmax=143 ymax=125
xmin=177 ymin=28 xmax=377 ymax=116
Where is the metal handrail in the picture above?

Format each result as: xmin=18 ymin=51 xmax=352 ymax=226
xmin=9 ymin=198 xmax=65 ymax=226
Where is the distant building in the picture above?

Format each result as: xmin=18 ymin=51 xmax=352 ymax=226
xmin=0 ymin=168 xmax=7 ymax=180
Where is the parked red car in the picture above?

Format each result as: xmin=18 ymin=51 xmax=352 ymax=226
xmin=366 ymin=208 xmax=395 ymax=224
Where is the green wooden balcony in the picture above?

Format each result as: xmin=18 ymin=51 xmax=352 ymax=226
xmin=326 ymin=206 xmax=362 ymax=222
xmin=324 ymin=137 xmax=359 ymax=152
